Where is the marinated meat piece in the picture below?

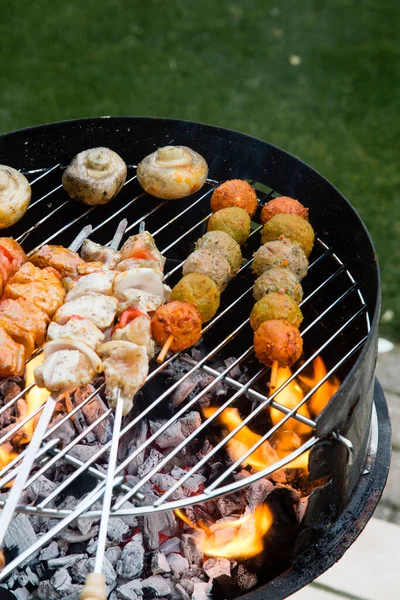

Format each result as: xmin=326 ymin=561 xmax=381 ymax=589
xmin=115 ymin=258 xmax=163 ymax=275
xmin=113 ymin=268 xmax=165 ymax=299
xmin=113 ymin=312 xmax=154 ymax=357
xmin=0 ymin=237 xmax=27 ymax=274
xmin=115 ymin=288 xmax=164 ymax=315
xmin=0 ymin=329 xmax=25 ymax=377
xmin=53 ymin=293 xmax=118 ymax=330
xmin=120 ymin=232 xmax=165 ymax=271
xmin=98 ymin=341 xmax=148 ymax=415
xmin=66 ymin=270 xmax=116 ymax=301
xmin=253 ymin=319 xmax=303 ymax=367
xmin=81 ymin=239 xmax=121 ymax=269
xmin=47 ymin=316 xmax=105 ymax=350
xmin=0 ymin=298 xmax=49 ymax=348
xmin=4 ymin=263 xmax=65 ymax=317
xmin=30 ymin=244 xmax=84 ymax=278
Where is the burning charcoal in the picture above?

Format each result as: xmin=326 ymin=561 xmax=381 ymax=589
xmin=151 ymin=551 xmax=171 ymax=575
xmin=3 ymin=513 xmax=37 ymax=565
xmin=175 ymin=583 xmax=191 ymax=600
xmin=105 ymin=545 xmax=122 ymax=567
xmin=123 ymin=419 xmax=148 ymax=475
xmin=37 ymin=580 xmax=60 ymax=600
xmin=192 ymin=581 xmax=212 ymax=600
xmin=181 ymin=531 xmax=206 ymax=567
xmin=14 ymin=588 xmax=30 ymax=600
xmin=48 ymin=553 xmax=87 ymax=569
xmin=196 ymin=439 xmax=213 ymax=461
xmin=71 ymin=556 xmax=116 ymax=585
xmin=39 ymin=540 xmax=59 ymax=561
xmin=171 ymin=371 xmax=214 ymax=408
xmin=69 ymin=443 xmax=104 ymax=462
xmin=179 ymin=575 xmax=203 ymax=596
xmin=137 ymin=448 xmax=165 ymax=478
xmin=140 ymin=511 xmax=178 ymax=550
xmin=179 ymin=412 xmax=202 ymax=436
xmin=170 ymin=466 xmax=206 ymax=495
xmin=17 ymin=565 xmax=39 ymax=587
xmin=149 ymin=419 xmax=185 ymax=449
xmin=116 ymin=533 xmax=144 ymax=578
xmin=61 ymin=585 xmax=84 ymax=600
xmin=74 ymin=384 xmax=114 ymax=444
xmin=61 ymin=525 xmax=99 ymax=542
xmin=211 ymin=575 xmax=241 ymax=600
xmin=151 ymin=473 xmax=184 ymax=499
xmin=51 ymin=567 xmax=72 ymax=593
xmin=297 ymin=495 xmax=309 ymax=522
xmin=114 ymin=498 xmax=139 ymax=528
xmin=167 ymin=553 xmax=189 ymax=578
xmin=47 ymin=413 xmax=76 ymax=445
xmin=160 ymin=536 xmax=181 ymax=555
xmin=245 ymin=478 xmax=274 ymax=509
xmin=141 ymin=575 xmax=171 ymax=598
xmin=118 ymin=579 xmax=143 ymax=600
xmin=107 ymin=516 xmax=129 ymax=541
xmin=216 ymin=493 xmax=247 ymax=517
xmin=224 ymin=357 xmax=242 ymax=380
xmin=235 ymin=564 xmax=257 ymax=591
xmin=203 ymin=558 xmax=231 ymax=580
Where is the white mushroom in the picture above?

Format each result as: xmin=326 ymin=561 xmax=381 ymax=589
xmin=0 ymin=165 xmax=31 ymax=228
xmin=62 ymin=147 xmax=127 ymax=205
xmin=137 ymin=145 xmax=208 ymax=200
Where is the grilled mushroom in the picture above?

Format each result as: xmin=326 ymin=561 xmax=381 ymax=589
xmin=0 ymin=165 xmax=31 ymax=228
xmin=62 ymin=147 xmax=127 ymax=205
xmin=137 ymin=145 xmax=208 ymax=200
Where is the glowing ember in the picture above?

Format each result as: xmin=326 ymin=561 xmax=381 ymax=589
xmin=203 ymin=407 xmax=277 ymax=470
xmin=175 ymin=504 xmax=273 ymax=559
xmin=0 ymin=443 xmax=17 ymax=470
xmin=24 ymin=355 xmax=50 ymax=442
xmin=299 ymin=355 xmax=340 ymax=417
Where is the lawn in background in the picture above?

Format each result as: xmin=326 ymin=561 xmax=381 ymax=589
xmin=1 ymin=0 xmax=399 ymax=338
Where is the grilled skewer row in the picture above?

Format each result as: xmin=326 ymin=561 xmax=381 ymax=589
xmin=34 ymin=231 xmax=169 ymax=415
xmin=151 ymin=180 xmax=257 ymax=356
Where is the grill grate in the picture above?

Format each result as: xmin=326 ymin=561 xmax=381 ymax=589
xmin=0 ymin=163 xmax=370 ymax=577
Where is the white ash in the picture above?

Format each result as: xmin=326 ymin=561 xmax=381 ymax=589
xmin=149 ymin=419 xmax=186 ymax=449
xmin=47 ymin=413 xmax=76 ymax=445
xmin=39 ymin=540 xmax=59 ymax=561
xmin=203 ymin=557 xmax=231 ymax=580
xmin=236 ymin=564 xmax=258 ymax=590
xmin=181 ymin=531 xmax=206 ymax=567
xmin=175 ymin=583 xmax=191 ymax=600
xmin=159 ymin=536 xmax=182 ymax=555
xmin=71 ymin=555 xmax=116 ymax=585
xmin=171 ymin=371 xmax=214 ymax=408
xmin=216 ymin=493 xmax=247 ymax=517
xmin=137 ymin=448 xmax=165 ymax=478
xmin=60 ymin=584 xmax=84 ymax=600
xmin=151 ymin=551 xmax=171 ymax=575
xmin=114 ymin=497 xmax=139 ymax=527
xmin=245 ymin=477 xmax=274 ymax=509
xmin=166 ymin=553 xmax=189 ymax=578
xmin=107 ymin=516 xmax=130 ymax=541
xmin=14 ymin=588 xmax=30 ymax=600
xmin=151 ymin=473 xmax=184 ymax=499
xmin=122 ymin=418 xmax=148 ymax=475
xmin=105 ymin=545 xmax=122 ymax=567
xmin=179 ymin=412 xmax=202 ymax=436
xmin=116 ymin=533 xmax=144 ymax=578
xmin=75 ymin=385 xmax=114 ymax=444
xmin=37 ymin=580 xmax=61 ymax=600
xmin=48 ymin=553 xmax=87 ymax=569
xmin=68 ymin=443 xmax=104 ymax=462
xmin=142 ymin=574 xmax=172 ymax=597
xmin=51 ymin=567 xmax=72 ymax=592
xmin=118 ymin=579 xmax=143 ymax=600
xmin=192 ymin=581 xmax=213 ymax=600
xmin=3 ymin=513 xmax=37 ymax=566
xmin=140 ymin=510 xmax=177 ymax=551
xmin=17 ymin=565 xmax=39 ymax=587
xmin=61 ymin=524 xmax=99 ymax=542
xmin=179 ymin=575 xmax=204 ymax=596
xmin=26 ymin=475 xmax=58 ymax=502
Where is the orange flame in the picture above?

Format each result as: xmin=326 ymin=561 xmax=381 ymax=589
xmin=299 ymin=355 xmax=340 ymax=417
xmin=175 ymin=504 xmax=273 ymax=559
xmin=270 ymin=367 xmax=312 ymax=436
xmin=24 ymin=355 xmax=50 ymax=441
xmin=0 ymin=444 xmax=17 ymax=470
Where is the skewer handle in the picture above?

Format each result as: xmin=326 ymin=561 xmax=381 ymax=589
xmin=157 ymin=334 xmax=174 ymax=364
xmin=80 ymin=572 xmax=107 ymax=600
xmin=270 ymin=360 xmax=279 ymax=393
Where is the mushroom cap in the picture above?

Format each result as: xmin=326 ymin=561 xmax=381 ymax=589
xmin=0 ymin=165 xmax=31 ymax=229
xmin=137 ymin=145 xmax=208 ymax=200
xmin=62 ymin=147 xmax=127 ymax=205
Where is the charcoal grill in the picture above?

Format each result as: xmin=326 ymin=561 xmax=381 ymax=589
xmin=0 ymin=117 xmax=391 ymax=598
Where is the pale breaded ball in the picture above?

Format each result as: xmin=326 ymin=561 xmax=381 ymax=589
xmin=211 ymin=179 xmax=258 ymax=217
xmin=250 ymin=292 xmax=303 ymax=332
xmin=182 ymin=248 xmax=231 ymax=291
xmin=261 ymin=214 xmax=315 ymax=257
xmin=208 ymin=207 xmax=251 ymax=246
xmin=195 ymin=231 xmax=242 ymax=275
xmin=170 ymin=273 xmax=220 ymax=323
xmin=253 ymin=239 xmax=308 ymax=281
xmin=260 ymin=196 xmax=309 ymax=224
xmin=253 ymin=268 xmax=303 ymax=303
xmin=253 ymin=319 xmax=303 ymax=367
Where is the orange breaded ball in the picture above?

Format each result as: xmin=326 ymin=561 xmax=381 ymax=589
xmin=211 ymin=180 xmax=258 ymax=217
xmin=151 ymin=300 xmax=202 ymax=352
xmin=260 ymin=196 xmax=309 ymax=224
xmin=253 ymin=319 xmax=303 ymax=367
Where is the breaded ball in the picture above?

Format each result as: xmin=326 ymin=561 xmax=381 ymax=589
xmin=250 ymin=293 xmax=303 ymax=331
xmin=195 ymin=231 xmax=242 ymax=275
xmin=253 ymin=319 xmax=303 ymax=367
xmin=182 ymin=248 xmax=231 ymax=291
xmin=151 ymin=300 xmax=202 ymax=352
xmin=170 ymin=273 xmax=220 ymax=323
xmin=253 ymin=268 xmax=303 ymax=303
xmin=253 ymin=239 xmax=308 ymax=280
xmin=261 ymin=214 xmax=315 ymax=257
xmin=211 ymin=180 xmax=258 ymax=217
xmin=208 ymin=207 xmax=251 ymax=245
xmin=260 ymin=196 xmax=309 ymax=224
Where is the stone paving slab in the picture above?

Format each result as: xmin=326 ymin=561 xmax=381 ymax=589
xmin=290 ymin=585 xmax=348 ymax=599
xmin=376 ymin=347 xmax=400 ymax=396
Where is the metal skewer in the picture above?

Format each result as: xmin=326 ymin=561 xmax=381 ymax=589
xmin=0 ymin=223 xmax=94 ymax=568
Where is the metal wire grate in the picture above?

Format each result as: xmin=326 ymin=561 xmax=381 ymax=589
xmin=0 ymin=163 xmax=370 ymax=576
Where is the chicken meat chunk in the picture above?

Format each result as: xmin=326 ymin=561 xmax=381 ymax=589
xmin=113 ymin=268 xmax=165 ymax=299
xmin=81 ymin=239 xmax=121 ymax=269
xmin=47 ymin=316 xmax=105 ymax=350
xmin=53 ymin=293 xmax=118 ymax=330
xmin=113 ymin=315 xmax=155 ymax=357
xmin=115 ymin=288 xmax=164 ymax=315
xmin=65 ymin=270 xmax=116 ymax=301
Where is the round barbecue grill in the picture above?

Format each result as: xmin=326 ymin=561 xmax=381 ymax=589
xmin=0 ymin=117 xmax=391 ymax=598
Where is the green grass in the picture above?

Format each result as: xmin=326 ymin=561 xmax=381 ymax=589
xmin=0 ymin=0 xmax=399 ymax=337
